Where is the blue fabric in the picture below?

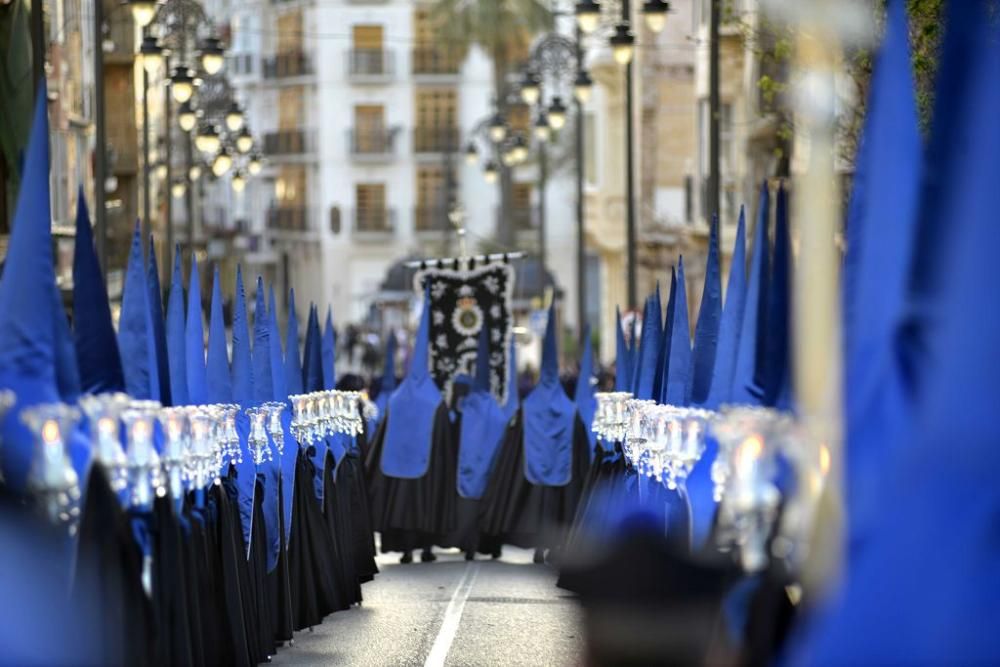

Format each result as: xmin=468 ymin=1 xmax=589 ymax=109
xmin=762 ymin=184 xmax=791 ymax=408
xmin=795 ymin=4 xmax=1000 ymax=663
xmin=52 ymin=281 xmax=82 ymax=404
xmin=691 ymin=215 xmax=722 ymax=405
xmin=705 ymin=208 xmax=747 ymax=409
xmin=252 ymin=277 xmax=280 ymax=572
xmin=457 ymin=326 xmax=508 ymax=498
xmin=730 ymin=182 xmax=770 ymax=406
xmin=381 ymin=293 xmax=443 ymax=479
xmin=574 ymin=326 xmax=597 ymax=455
xmin=146 ymin=238 xmax=171 ymax=405
xmin=522 ymin=302 xmax=576 ymax=487
xmin=268 ymin=286 xmax=295 ymax=541
xmin=663 ymin=258 xmax=692 ymax=406
xmin=631 ymin=296 xmax=661 ymax=400
xmin=613 ymin=306 xmax=631 ymax=392
xmin=117 ymin=225 xmax=160 ymax=401
xmin=0 ymin=88 xmax=64 ymax=491
xmin=374 ymin=332 xmax=397 ymax=421
xmin=322 ymin=307 xmax=336 ymax=390
xmin=72 ymin=189 xmax=125 ymax=394
xmin=165 ymin=248 xmax=188 ymax=405
xmin=230 ymin=267 xmax=256 ymax=549
xmin=205 ymin=268 xmax=232 ymax=404
xmin=285 ymin=289 xmax=304 ymax=396
xmin=686 ymin=436 xmax=718 ymax=549
xmin=840 ymin=0 xmax=921 ymax=552
xmin=185 ymin=257 xmax=207 ymax=405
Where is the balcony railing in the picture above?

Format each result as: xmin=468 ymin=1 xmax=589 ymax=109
xmin=412 ymin=47 xmax=462 ymax=75
xmin=268 ymin=206 xmax=309 ymax=232
xmin=263 ymin=52 xmax=313 ymax=79
xmin=349 ymin=128 xmax=398 ymax=160
xmin=413 ymin=127 xmax=460 ymax=154
xmin=414 ymin=205 xmax=450 ymax=232
xmin=353 ymin=208 xmax=396 ymax=235
xmin=263 ymin=130 xmax=314 ymax=156
xmin=347 ymin=49 xmax=394 ymax=79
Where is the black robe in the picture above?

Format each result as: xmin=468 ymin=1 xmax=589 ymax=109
xmin=365 ymin=403 xmax=457 ymax=552
xmin=288 ymin=446 xmax=340 ymax=629
xmin=269 ymin=469 xmax=295 ymax=644
xmin=323 ymin=450 xmax=362 ymax=605
xmin=441 ymin=413 xmax=503 ymax=556
xmin=151 ymin=496 xmax=195 ymax=667
xmin=212 ymin=478 xmax=255 ymax=666
xmin=346 ymin=426 xmax=378 ymax=581
xmin=479 ymin=408 xmax=591 ymax=550
xmin=70 ymin=466 xmax=154 ymax=666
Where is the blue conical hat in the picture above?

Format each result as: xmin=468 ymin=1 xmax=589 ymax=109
xmin=691 ymin=214 xmax=722 ymax=404
xmin=72 ymin=188 xmax=124 ymax=394
xmin=663 ymin=257 xmax=692 ymax=406
xmin=205 ymin=267 xmax=232 ymax=404
xmin=118 ymin=224 xmax=160 ymax=400
xmin=165 ymin=248 xmax=188 ymax=405
xmin=185 ymin=256 xmax=208 ymax=404
xmin=704 ymin=207 xmax=747 ymax=409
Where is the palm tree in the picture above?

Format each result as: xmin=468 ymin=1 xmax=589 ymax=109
xmin=429 ymin=0 xmax=552 ymax=247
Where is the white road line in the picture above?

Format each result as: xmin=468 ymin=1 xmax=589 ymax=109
xmin=424 ymin=562 xmax=481 ymax=667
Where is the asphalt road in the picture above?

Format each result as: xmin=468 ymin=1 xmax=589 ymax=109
xmin=272 ymin=545 xmax=584 ymax=666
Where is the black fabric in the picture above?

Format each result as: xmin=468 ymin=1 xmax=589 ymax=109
xmin=324 ymin=450 xmax=362 ymax=605
xmin=417 ymin=264 xmax=514 ymax=404
xmin=249 ymin=476 xmax=277 ymax=661
xmin=365 ymin=403 xmax=458 ymax=551
xmin=151 ymin=496 xmax=194 ymax=667
xmin=479 ymin=409 xmax=591 ymax=550
xmin=344 ymin=444 xmax=378 ymax=581
xmin=212 ymin=478 xmax=254 ymax=666
xmin=289 ymin=447 xmax=340 ymax=629
xmin=71 ymin=466 xmax=154 ymax=666
xmin=441 ymin=414 xmax=501 ymax=556
xmin=271 ymin=470 xmax=295 ymax=643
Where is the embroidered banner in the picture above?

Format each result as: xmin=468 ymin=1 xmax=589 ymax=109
xmin=415 ymin=263 xmax=514 ymax=405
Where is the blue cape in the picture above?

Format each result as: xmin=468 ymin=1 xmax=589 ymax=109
xmin=252 ymin=277 xmax=280 ymax=572
xmin=230 ymin=267 xmax=256 ymax=549
xmin=381 ymin=292 xmax=443 ymax=479
xmin=457 ymin=326 xmax=508 ymax=498
xmin=522 ymin=302 xmax=577 ymax=487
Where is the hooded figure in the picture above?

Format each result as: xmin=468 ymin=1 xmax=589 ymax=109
xmin=365 ymin=291 xmax=457 ymax=559
xmin=147 ymin=238 xmax=171 ymax=405
xmin=252 ymin=278 xmax=281 ymax=575
xmin=480 ymin=302 xmax=590 ymax=554
xmin=164 ymin=248 xmax=188 ymax=406
xmin=373 ymin=331 xmax=397 ymax=429
xmin=1 ymin=90 xmax=152 ymax=666
xmin=117 ymin=224 xmax=161 ymax=402
xmin=185 ymin=257 xmax=208 ymax=405
xmin=445 ymin=325 xmax=510 ymax=558
xmin=72 ymin=189 xmax=125 ymax=395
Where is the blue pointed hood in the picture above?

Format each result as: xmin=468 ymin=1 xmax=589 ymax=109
xmin=253 ymin=277 xmax=274 ymax=403
xmin=117 ymin=223 xmax=160 ymax=400
xmin=0 ymin=88 xmax=79 ymax=491
xmin=267 ymin=286 xmax=287 ymax=400
xmin=761 ymin=183 xmax=791 ymax=408
xmin=799 ymin=3 xmax=1000 ymax=662
xmin=285 ymin=289 xmax=304 ymax=396
xmin=185 ymin=256 xmax=208 ymax=404
xmin=730 ymin=182 xmax=770 ymax=405
xmin=304 ymin=305 xmax=324 ymax=393
xmin=705 ymin=207 xmax=748 ymax=409
xmin=614 ymin=306 xmax=631 ymax=392
xmin=574 ymin=326 xmax=598 ymax=453
xmin=165 ymin=248 xmax=188 ymax=405
xmin=839 ymin=0 xmax=922 ymax=552
xmin=147 ymin=237 xmax=171 ymax=405
xmin=231 ymin=267 xmax=254 ymax=406
xmin=631 ymin=295 xmax=661 ymax=400
xmin=663 ymin=257 xmax=693 ymax=406
xmin=206 ymin=267 xmax=232 ymax=403
xmin=655 ymin=272 xmax=677 ymax=402
xmin=72 ymin=188 xmax=125 ymax=394
xmin=52 ymin=283 xmax=82 ymax=403
xmin=380 ymin=290 xmax=443 ymax=478
xmin=322 ymin=307 xmax=336 ymax=390
xmin=457 ymin=324 xmax=508 ymax=498
xmin=522 ymin=301 xmax=577 ymax=486
xmin=691 ymin=215 xmax=723 ymax=404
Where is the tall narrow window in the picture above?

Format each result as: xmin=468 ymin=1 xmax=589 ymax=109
xmin=415 ymin=88 xmax=458 ymax=152
xmin=354 ymin=105 xmax=386 ymax=153
xmin=355 ymin=182 xmax=387 ymax=231
xmin=416 ymin=166 xmax=446 ymax=230
xmin=351 ymin=24 xmax=385 ymax=74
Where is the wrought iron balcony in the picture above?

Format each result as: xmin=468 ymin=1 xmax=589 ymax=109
xmin=349 ymin=128 xmax=398 ymax=161
xmin=267 ymin=206 xmax=309 ymax=232
xmin=347 ymin=49 xmax=394 ymax=80
xmin=411 ymin=47 xmax=462 ymax=75
xmin=353 ymin=208 xmax=396 ymax=235
xmin=262 ymin=52 xmax=313 ymax=79
xmin=412 ymin=127 xmax=460 ymax=154
xmin=263 ymin=130 xmax=314 ymax=156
